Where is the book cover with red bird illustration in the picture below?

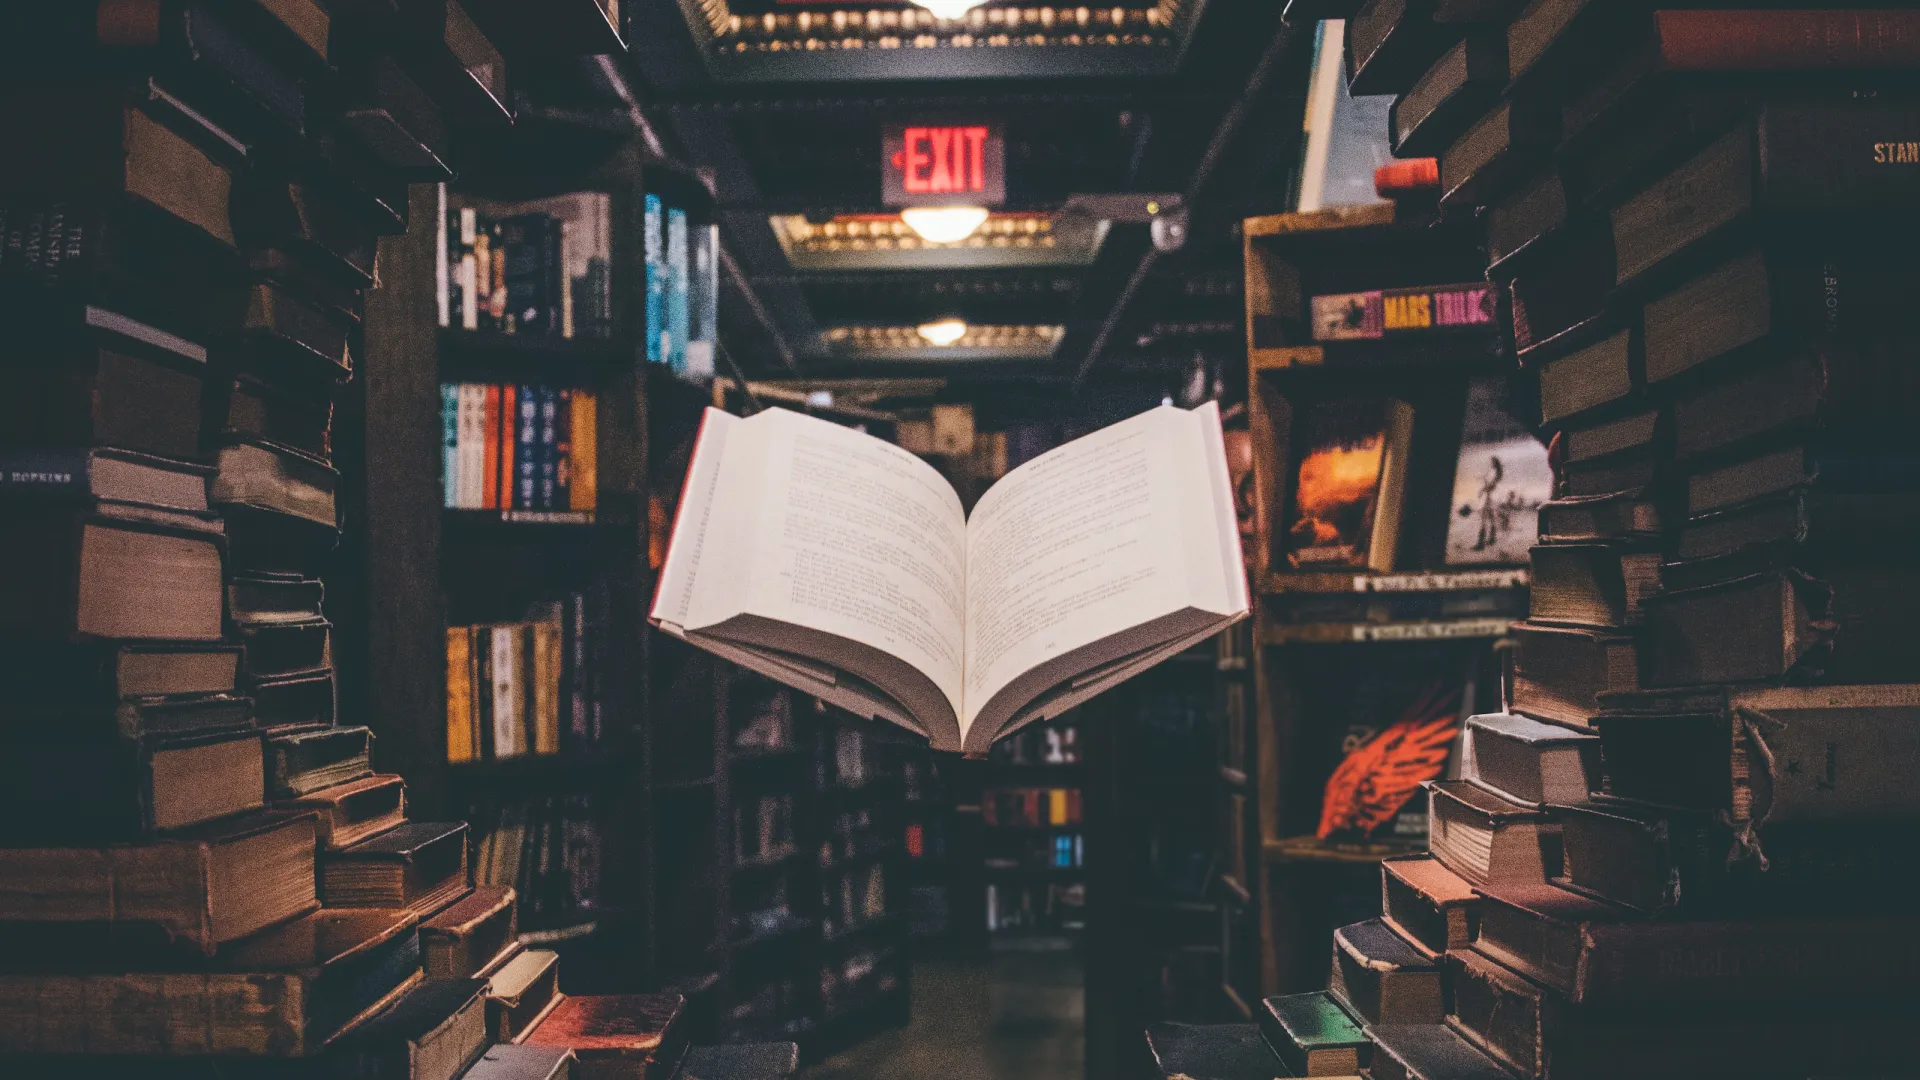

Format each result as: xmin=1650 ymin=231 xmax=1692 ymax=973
xmin=1318 ymin=679 xmax=1464 ymax=842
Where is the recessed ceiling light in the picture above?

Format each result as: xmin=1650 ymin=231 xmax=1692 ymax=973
xmin=900 ymin=206 xmax=989 ymax=244
xmin=911 ymin=0 xmax=988 ymax=19
xmin=917 ymin=319 xmax=968 ymax=347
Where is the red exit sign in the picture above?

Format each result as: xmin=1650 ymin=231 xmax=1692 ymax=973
xmin=882 ymin=120 xmax=1005 ymax=207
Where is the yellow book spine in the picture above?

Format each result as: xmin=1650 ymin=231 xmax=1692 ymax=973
xmin=1049 ymin=789 xmax=1067 ymax=826
xmin=446 ymin=627 xmax=474 ymax=764
xmin=531 ymin=619 xmax=560 ymax=755
xmin=569 ymin=391 xmax=597 ymax=513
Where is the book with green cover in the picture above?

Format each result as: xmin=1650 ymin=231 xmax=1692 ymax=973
xmin=1258 ymin=992 xmax=1370 ymax=1076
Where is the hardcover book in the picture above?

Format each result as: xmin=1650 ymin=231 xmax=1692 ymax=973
xmin=652 ymin=404 xmax=1247 ymax=756
xmin=1380 ymin=853 xmax=1479 ymax=958
xmin=335 ymin=978 xmax=490 ymax=1080
xmin=1368 ymin=1023 xmax=1510 ymax=1080
xmin=283 ymin=773 xmax=407 ymax=851
xmin=1459 ymin=713 xmax=1600 ymax=808
xmin=1328 ymin=918 xmax=1443 ymax=1026
xmin=520 ymin=993 xmax=688 ymax=1080
xmin=323 ymin=820 xmax=471 ymax=916
xmin=1444 ymin=378 xmax=1549 ymax=566
xmin=266 ymin=722 xmax=371 ymax=797
xmin=0 ymin=907 xmax=423 ymax=1058
xmin=487 ymin=947 xmax=562 ymax=1042
xmin=0 ymin=726 xmax=264 ymax=841
xmin=0 ymin=810 xmax=318 ymax=954
xmin=421 ymin=884 xmax=519 ymax=980
xmin=1257 ymin=992 xmax=1370 ymax=1076
xmin=1425 ymin=780 xmax=1553 ymax=888
xmin=1283 ymin=397 xmax=1413 ymax=572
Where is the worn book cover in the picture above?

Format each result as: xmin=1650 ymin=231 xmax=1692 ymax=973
xmin=1285 ymin=397 xmax=1413 ymax=571
xmin=1446 ymin=378 xmax=1549 ymax=566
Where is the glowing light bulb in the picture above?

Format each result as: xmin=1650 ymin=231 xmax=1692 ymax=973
xmin=912 ymin=0 xmax=988 ymax=19
xmin=900 ymin=206 xmax=989 ymax=244
xmin=917 ymin=319 xmax=968 ymax=347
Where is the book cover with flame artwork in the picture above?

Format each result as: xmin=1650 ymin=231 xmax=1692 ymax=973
xmin=1446 ymin=378 xmax=1551 ymax=566
xmin=1285 ymin=397 xmax=1413 ymax=571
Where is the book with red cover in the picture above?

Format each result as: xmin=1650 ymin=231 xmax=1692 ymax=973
xmin=482 ymin=385 xmax=501 ymax=510
xmin=521 ymin=993 xmax=687 ymax=1080
xmin=1650 ymin=9 xmax=1920 ymax=71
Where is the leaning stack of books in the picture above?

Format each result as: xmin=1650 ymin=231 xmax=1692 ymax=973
xmin=1229 ymin=6 xmax=1920 ymax=1080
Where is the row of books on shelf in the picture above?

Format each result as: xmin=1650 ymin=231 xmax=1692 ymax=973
xmin=736 ymin=793 xmax=796 ymax=866
xmin=982 ymin=787 xmax=1083 ymax=828
xmin=444 ymin=591 xmax=612 ymax=763
xmin=644 ymin=194 xmax=719 ymax=380
xmin=441 ymin=382 xmax=599 ymax=516
xmin=439 ymin=192 xmax=614 ymax=340
xmin=984 ymin=833 xmax=1084 ymax=871
xmin=984 ymin=882 xmax=1084 ymax=935
xmin=987 ymin=717 xmax=1081 ymax=765
xmin=473 ymin=796 xmax=602 ymax=930
xmin=820 ymin=863 xmax=887 ymax=940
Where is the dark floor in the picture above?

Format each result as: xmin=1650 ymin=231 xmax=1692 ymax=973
xmin=802 ymin=941 xmax=1084 ymax=1080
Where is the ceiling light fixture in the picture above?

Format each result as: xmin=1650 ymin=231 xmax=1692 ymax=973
xmin=911 ymin=0 xmax=989 ymax=20
xmin=917 ymin=319 xmax=968 ymax=347
xmin=900 ymin=205 xmax=989 ymax=244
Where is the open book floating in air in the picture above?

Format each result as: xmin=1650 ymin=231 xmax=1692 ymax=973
xmin=651 ymin=402 xmax=1250 ymax=756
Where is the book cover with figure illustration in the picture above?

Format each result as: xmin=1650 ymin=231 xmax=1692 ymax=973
xmin=1446 ymin=378 xmax=1551 ymax=566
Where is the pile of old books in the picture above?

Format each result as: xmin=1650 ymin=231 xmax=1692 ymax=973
xmin=1154 ymin=4 xmax=1920 ymax=1079
xmin=0 ymin=2 xmax=791 ymax=1078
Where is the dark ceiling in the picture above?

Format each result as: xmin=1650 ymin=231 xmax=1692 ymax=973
xmin=527 ymin=0 xmax=1323 ymax=403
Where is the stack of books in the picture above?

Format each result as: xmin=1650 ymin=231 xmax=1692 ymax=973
xmin=1230 ymin=6 xmax=1920 ymax=1080
xmin=0 ymin=5 xmax=771 ymax=1078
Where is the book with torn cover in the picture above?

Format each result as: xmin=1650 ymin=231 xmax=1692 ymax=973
xmin=651 ymin=404 xmax=1248 ymax=756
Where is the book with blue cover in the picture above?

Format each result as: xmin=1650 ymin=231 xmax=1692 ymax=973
xmin=666 ymin=207 xmax=689 ymax=374
xmin=643 ymin=193 xmax=665 ymax=365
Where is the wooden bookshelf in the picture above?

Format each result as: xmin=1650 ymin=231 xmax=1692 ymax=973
xmin=1239 ymin=204 xmax=1530 ymax=998
xmin=349 ymin=136 xmax=662 ymax=993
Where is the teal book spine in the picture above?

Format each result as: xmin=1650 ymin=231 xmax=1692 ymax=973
xmin=666 ymin=208 xmax=689 ymax=374
xmin=644 ymin=193 xmax=665 ymax=366
xmin=441 ymin=383 xmax=460 ymax=509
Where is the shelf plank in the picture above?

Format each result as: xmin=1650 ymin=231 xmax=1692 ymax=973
xmin=1262 ymin=836 xmax=1422 ymax=865
xmin=1261 ymin=616 xmax=1515 ymax=645
xmin=1261 ymin=568 xmax=1530 ymax=595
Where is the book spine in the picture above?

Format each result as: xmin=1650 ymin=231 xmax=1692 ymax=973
xmin=666 ymin=207 xmax=688 ymax=374
xmin=553 ymin=388 xmax=572 ymax=512
xmin=644 ymin=193 xmax=664 ymax=365
xmin=1654 ymin=10 xmax=1920 ymax=71
xmin=567 ymin=591 xmax=588 ymax=749
xmin=569 ymin=391 xmax=597 ymax=513
xmin=516 ymin=622 xmax=534 ymax=757
xmin=537 ymin=386 xmax=557 ymax=511
xmin=490 ymin=625 xmax=515 ymax=759
xmin=546 ymin=217 xmax=564 ymax=337
xmin=462 ymin=384 xmax=484 ymax=510
xmin=481 ymin=385 xmax=501 ymax=510
xmin=515 ymin=384 xmax=537 ymax=511
xmin=0 ymin=448 xmax=94 ymax=500
xmin=436 ymin=184 xmax=449 ymax=328
xmin=446 ymin=626 xmax=473 ymax=763
xmin=440 ymin=384 xmax=459 ymax=509
xmin=498 ymin=383 xmax=517 ymax=511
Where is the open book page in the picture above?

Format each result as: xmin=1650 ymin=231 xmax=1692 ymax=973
xmin=654 ymin=408 xmax=969 ymax=739
xmin=961 ymin=403 xmax=1246 ymax=749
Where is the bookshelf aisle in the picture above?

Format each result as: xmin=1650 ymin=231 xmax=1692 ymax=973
xmin=647 ymin=384 xmax=914 ymax=1056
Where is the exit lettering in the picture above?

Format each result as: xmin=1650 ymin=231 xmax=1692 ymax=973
xmin=893 ymin=126 xmax=990 ymax=195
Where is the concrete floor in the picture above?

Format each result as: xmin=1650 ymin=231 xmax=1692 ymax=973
xmin=802 ymin=942 xmax=1084 ymax=1080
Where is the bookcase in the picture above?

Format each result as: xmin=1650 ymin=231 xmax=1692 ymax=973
xmin=1239 ymin=200 xmax=1535 ymax=995
xmin=346 ymin=125 xmax=690 ymax=993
